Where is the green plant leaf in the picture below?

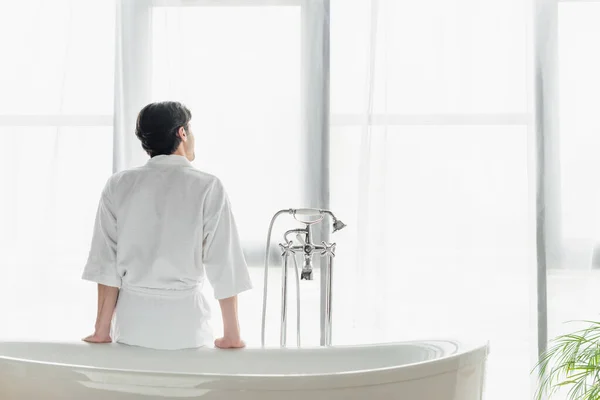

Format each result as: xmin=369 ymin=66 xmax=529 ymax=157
xmin=534 ymin=320 xmax=600 ymax=400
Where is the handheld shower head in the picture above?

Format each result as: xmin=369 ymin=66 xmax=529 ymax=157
xmin=332 ymin=219 xmax=347 ymax=233
xmin=289 ymin=209 xmax=346 ymax=233
xmin=320 ymin=210 xmax=346 ymax=233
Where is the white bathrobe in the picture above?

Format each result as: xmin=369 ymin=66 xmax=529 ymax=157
xmin=82 ymin=154 xmax=252 ymax=350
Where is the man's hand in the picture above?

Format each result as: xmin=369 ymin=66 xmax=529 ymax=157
xmin=84 ymin=284 xmax=119 ymax=344
xmin=216 ymin=295 xmax=245 ymax=349
xmin=214 ymin=336 xmax=245 ymax=349
xmin=83 ymin=332 xmax=112 ymax=344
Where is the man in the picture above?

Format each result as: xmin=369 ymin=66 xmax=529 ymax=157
xmin=82 ymin=101 xmax=251 ymax=350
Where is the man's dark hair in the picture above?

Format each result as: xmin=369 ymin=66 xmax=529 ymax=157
xmin=135 ymin=101 xmax=192 ymax=157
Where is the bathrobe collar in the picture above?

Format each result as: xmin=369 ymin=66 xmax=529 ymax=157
xmin=146 ymin=154 xmax=192 ymax=167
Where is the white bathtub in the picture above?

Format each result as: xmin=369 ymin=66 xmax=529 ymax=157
xmin=0 ymin=340 xmax=488 ymax=399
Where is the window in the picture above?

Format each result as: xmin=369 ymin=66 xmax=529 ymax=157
xmin=151 ymin=4 xmax=303 ymax=263
xmin=547 ymin=0 xmax=600 ymax=350
xmin=0 ymin=0 xmax=115 ymax=339
xmin=555 ymin=1 xmax=600 ymax=269
xmin=329 ymin=0 xmax=533 ymax=398
xmin=113 ymin=0 xmax=328 ymax=346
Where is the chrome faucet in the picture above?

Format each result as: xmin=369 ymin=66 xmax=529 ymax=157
xmin=261 ymin=209 xmax=346 ymax=348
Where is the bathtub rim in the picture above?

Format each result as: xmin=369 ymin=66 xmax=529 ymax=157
xmin=0 ymin=339 xmax=489 ymax=380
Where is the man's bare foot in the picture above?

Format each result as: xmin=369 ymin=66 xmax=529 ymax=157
xmin=83 ymin=333 xmax=112 ymax=344
xmin=214 ymin=337 xmax=245 ymax=349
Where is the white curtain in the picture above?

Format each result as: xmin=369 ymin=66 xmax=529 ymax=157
xmin=0 ymin=0 xmax=115 ymax=339
xmin=329 ymin=1 xmax=536 ymax=399
xmin=546 ymin=0 xmax=600 ymax=353
xmin=549 ymin=2 xmax=600 ymax=275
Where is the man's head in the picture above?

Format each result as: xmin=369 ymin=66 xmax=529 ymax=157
xmin=135 ymin=101 xmax=195 ymax=161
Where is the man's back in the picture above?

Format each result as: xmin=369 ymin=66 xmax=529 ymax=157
xmin=112 ymin=155 xmax=221 ymax=291
xmin=82 ymin=154 xmax=252 ymax=349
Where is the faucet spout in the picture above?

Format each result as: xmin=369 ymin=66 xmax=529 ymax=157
xmin=301 ymin=254 xmax=313 ymax=280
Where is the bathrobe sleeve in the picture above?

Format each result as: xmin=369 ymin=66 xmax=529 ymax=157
xmin=202 ymin=179 xmax=252 ymax=300
xmin=81 ymin=179 xmax=121 ymax=288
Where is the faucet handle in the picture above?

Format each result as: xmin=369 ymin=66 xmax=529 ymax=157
xmin=320 ymin=242 xmax=336 ymax=258
xmin=279 ymin=241 xmax=295 ymax=257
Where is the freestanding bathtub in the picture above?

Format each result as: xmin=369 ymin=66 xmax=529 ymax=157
xmin=0 ymin=340 xmax=488 ymax=399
